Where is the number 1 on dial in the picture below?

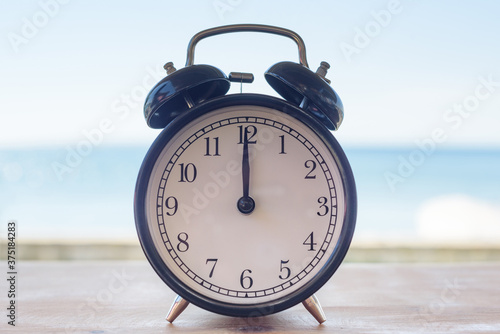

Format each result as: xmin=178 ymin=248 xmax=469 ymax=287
xmin=279 ymin=135 xmax=286 ymax=154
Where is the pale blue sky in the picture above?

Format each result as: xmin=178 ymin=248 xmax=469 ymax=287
xmin=1 ymin=1 xmax=500 ymax=243
xmin=1 ymin=0 xmax=499 ymax=148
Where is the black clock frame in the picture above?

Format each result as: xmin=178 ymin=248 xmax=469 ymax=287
xmin=134 ymin=93 xmax=357 ymax=317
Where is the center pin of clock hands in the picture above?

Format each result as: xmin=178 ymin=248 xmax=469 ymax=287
xmin=237 ymin=132 xmax=255 ymax=214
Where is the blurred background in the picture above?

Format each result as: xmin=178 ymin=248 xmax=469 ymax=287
xmin=1 ymin=0 xmax=499 ymax=261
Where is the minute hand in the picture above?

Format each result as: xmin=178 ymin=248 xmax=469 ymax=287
xmin=237 ymin=136 xmax=255 ymax=214
xmin=242 ymin=138 xmax=250 ymax=198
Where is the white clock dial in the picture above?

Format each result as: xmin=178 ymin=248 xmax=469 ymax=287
xmin=144 ymin=104 xmax=346 ymax=305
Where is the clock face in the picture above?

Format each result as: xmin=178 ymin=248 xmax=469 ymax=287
xmin=136 ymin=96 xmax=356 ymax=315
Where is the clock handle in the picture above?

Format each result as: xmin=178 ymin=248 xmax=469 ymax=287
xmin=185 ymin=24 xmax=309 ymax=68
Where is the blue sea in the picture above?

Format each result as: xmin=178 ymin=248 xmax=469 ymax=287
xmin=1 ymin=146 xmax=500 ymax=243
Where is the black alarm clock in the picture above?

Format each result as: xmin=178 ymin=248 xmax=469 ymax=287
xmin=134 ymin=24 xmax=357 ymax=323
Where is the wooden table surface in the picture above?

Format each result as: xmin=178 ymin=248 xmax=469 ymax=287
xmin=2 ymin=261 xmax=499 ymax=333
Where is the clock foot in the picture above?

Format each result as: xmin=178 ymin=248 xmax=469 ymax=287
xmin=302 ymin=294 xmax=326 ymax=324
xmin=166 ymin=295 xmax=189 ymax=323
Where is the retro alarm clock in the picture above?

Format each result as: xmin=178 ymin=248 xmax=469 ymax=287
xmin=134 ymin=24 xmax=357 ymax=323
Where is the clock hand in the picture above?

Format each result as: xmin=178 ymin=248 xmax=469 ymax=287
xmin=237 ymin=133 xmax=255 ymax=214
xmin=242 ymin=137 xmax=250 ymax=199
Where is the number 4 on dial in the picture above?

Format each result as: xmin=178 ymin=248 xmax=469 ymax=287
xmin=303 ymin=232 xmax=317 ymax=251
